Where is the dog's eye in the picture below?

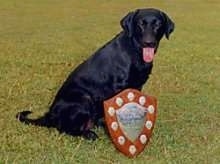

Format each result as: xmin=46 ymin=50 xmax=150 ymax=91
xmin=138 ymin=20 xmax=145 ymax=26
xmin=155 ymin=22 xmax=162 ymax=28
xmin=137 ymin=21 xmax=145 ymax=32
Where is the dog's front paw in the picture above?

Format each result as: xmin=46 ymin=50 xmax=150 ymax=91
xmin=83 ymin=130 xmax=98 ymax=141
xmin=95 ymin=118 xmax=105 ymax=127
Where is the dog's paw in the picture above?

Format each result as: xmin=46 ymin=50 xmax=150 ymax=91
xmin=95 ymin=118 xmax=105 ymax=127
xmin=83 ymin=130 xmax=98 ymax=141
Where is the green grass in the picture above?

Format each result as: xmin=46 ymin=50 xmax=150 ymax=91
xmin=0 ymin=0 xmax=220 ymax=163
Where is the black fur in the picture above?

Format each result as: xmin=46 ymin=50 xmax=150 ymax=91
xmin=16 ymin=8 xmax=174 ymax=140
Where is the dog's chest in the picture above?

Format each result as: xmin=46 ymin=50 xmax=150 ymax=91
xmin=128 ymin=62 xmax=153 ymax=86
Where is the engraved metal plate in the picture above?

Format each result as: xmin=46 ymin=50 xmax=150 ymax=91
xmin=104 ymin=89 xmax=157 ymax=157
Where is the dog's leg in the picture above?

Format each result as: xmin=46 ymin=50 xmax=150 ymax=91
xmin=51 ymin=100 xmax=98 ymax=140
xmin=80 ymin=117 xmax=98 ymax=140
xmin=95 ymin=118 xmax=105 ymax=127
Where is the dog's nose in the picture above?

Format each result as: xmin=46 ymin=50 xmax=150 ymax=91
xmin=143 ymin=41 xmax=156 ymax=48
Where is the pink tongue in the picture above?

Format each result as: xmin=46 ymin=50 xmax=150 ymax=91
xmin=143 ymin=48 xmax=155 ymax=63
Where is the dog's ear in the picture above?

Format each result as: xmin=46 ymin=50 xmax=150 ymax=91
xmin=161 ymin=12 xmax=175 ymax=39
xmin=120 ymin=10 xmax=139 ymax=37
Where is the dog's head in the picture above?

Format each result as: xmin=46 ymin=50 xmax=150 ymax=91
xmin=121 ymin=8 xmax=175 ymax=63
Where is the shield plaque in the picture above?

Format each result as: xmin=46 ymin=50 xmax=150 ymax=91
xmin=104 ymin=89 xmax=157 ymax=157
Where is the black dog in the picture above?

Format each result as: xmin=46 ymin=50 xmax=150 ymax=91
xmin=16 ymin=8 xmax=174 ymax=140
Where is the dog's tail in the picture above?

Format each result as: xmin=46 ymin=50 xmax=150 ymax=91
xmin=16 ymin=111 xmax=52 ymax=127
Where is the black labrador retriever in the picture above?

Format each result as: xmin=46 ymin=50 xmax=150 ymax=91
xmin=16 ymin=8 xmax=174 ymax=140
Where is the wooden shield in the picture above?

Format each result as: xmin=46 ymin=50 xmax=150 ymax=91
xmin=104 ymin=89 xmax=157 ymax=157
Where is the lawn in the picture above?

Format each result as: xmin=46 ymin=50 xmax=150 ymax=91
xmin=0 ymin=0 xmax=219 ymax=163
